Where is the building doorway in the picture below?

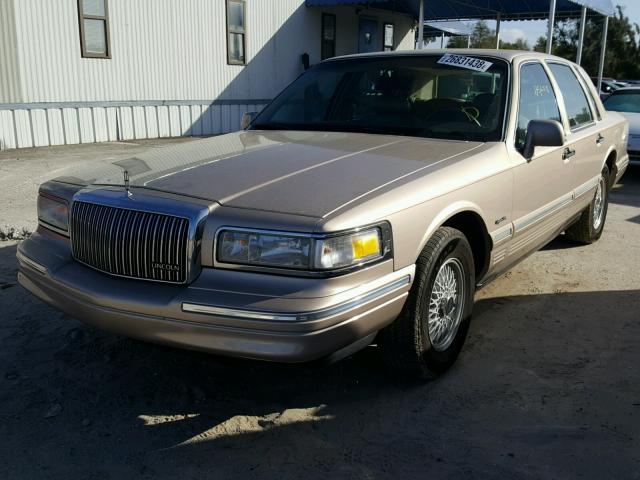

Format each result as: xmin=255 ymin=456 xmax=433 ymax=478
xmin=358 ymin=18 xmax=379 ymax=53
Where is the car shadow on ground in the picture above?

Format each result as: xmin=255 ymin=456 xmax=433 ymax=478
xmin=1 ymin=240 xmax=639 ymax=479
xmin=610 ymin=165 xmax=640 ymax=207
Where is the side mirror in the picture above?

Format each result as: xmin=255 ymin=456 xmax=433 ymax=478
xmin=522 ymin=119 xmax=565 ymax=161
xmin=241 ymin=112 xmax=258 ymax=130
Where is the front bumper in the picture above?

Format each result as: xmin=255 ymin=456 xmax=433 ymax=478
xmin=17 ymin=229 xmax=413 ymax=362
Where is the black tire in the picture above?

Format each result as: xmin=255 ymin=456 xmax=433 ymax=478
xmin=379 ymin=227 xmax=475 ymax=379
xmin=565 ymin=165 xmax=610 ymax=244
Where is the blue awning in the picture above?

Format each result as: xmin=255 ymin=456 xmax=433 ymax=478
xmin=423 ymin=21 xmax=473 ymax=37
xmin=305 ymin=0 xmax=615 ymax=19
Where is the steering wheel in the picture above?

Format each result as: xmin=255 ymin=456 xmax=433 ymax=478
xmin=460 ymin=105 xmax=481 ymax=126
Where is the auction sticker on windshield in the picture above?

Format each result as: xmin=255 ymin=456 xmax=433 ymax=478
xmin=437 ymin=54 xmax=493 ymax=72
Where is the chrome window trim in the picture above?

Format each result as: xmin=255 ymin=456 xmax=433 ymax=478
xmin=182 ymin=274 xmax=411 ymax=322
xmin=212 ymin=222 xmax=394 ymax=277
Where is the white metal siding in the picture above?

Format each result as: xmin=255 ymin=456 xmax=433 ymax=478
xmin=0 ymin=0 xmax=414 ymax=150
xmin=0 ymin=0 xmax=21 ymax=105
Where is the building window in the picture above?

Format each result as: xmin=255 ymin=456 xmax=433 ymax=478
xmin=227 ymin=0 xmax=246 ymax=65
xmin=321 ymin=13 xmax=336 ymax=60
xmin=78 ymin=0 xmax=110 ymax=58
xmin=383 ymin=23 xmax=394 ymax=51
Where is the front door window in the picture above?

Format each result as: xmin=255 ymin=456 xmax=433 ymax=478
xmin=516 ymin=62 xmax=561 ymax=152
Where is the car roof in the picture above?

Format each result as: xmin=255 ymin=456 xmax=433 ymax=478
xmin=609 ymin=87 xmax=640 ymax=93
xmin=327 ymin=49 xmax=571 ymax=63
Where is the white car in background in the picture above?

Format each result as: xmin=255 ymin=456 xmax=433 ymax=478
xmin=604 ymin=87 xmax=640 ymax=164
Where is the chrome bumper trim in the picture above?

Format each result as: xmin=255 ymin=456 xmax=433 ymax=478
xmin=16 ymin=250 xmax=48 ymax=275
xmin=182 ymin=274 xmax=411 ymax=322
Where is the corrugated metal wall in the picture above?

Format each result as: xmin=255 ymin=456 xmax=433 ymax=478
xmin=0 ymin=101 xmax=270 ymax=149
xmin=0 ymin=0 xmax=414 ymax=150
xmin=0 ymin=0 xmax=21 ymax=104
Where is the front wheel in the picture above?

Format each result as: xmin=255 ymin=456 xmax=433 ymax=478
xmin=565 ymin=165 xmax=610 ymax=244
xmin=379 ymin=227 xmax=475 ymax=379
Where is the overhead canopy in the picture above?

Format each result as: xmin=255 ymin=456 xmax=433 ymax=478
xmin=305 ymin=0 xmax=615 ymax=19
xmin=423 ymin=21 xmax=473 ymax=37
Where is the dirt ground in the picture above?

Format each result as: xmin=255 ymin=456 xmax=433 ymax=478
xmin=0 ymin=138 xmax=198 ymax=235
xmin=0 ymin=145 xmax=639 ymax=479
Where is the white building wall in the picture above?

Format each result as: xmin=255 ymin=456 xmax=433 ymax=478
xmin=0 ymin=0 xmax=414 ymax=150
xmin=0 ymin=0 xmax=21 ymax=103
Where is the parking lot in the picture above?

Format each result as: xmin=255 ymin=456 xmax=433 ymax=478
xmin=0 ymin=141 xmax=639 ymax=479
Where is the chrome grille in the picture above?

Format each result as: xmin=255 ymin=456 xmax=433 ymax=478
xmin=70 ymin=201 xmax=190 ymax=283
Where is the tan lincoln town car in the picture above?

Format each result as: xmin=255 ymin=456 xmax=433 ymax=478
xmin=18 ymin=50 xmax=629 ymax=378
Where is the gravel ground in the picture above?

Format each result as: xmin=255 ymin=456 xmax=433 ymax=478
xmin=0 ymin=142 xmax=639 ymax=479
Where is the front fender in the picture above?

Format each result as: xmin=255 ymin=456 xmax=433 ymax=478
xmin=416 ymin=201 xmax=488 ymax=260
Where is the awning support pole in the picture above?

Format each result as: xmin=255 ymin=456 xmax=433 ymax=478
xmin=417 ymin=0 xmax=424 ymax=50
xmin=597 ymin=15 xmax=609 ymax=94
xmin=546 ymin=0 xmax=557 ymax=54
xmin=577 ymin=6 xmax=587 ymax=65
xmin=495 ymin=12 xmax=501 ymax=49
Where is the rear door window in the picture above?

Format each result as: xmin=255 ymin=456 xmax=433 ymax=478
xmin=575 ymin=66 xmax=602 ymax=120
xmin=548 ymin=63 xmax=594 ymax=129
xmin=516 ymin=62 xmax=561 ymax=151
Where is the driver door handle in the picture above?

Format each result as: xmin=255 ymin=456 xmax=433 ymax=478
xmin=562 ymin=147 xmax=576 ymax=160
xmin=596 ymin=133 xmax=605 ymax=145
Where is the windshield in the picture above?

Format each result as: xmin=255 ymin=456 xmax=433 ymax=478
xmin=252 ymin=55 xmax=509 ymax=142
xmin=604 ymin=92 xmax=640 ymax=113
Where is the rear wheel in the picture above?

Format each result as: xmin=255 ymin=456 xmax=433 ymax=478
xmin=379 ymin=227 xmax=475 ymax=379
xmin=565 ymin=165 xmax=609 ymax=244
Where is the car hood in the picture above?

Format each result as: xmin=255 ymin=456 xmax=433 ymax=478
xmin=57 ymin=130 xmax=484 ymax=218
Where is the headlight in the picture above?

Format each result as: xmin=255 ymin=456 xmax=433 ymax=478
xmin=218 ymin=230 xmax=312 ymax=269
xmin=217 ymin=225 xmax=390 ymax=273
xmin=37 ymin=194 xmax=69 ymax=233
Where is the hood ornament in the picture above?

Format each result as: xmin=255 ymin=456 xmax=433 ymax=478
xmin=123 ymin=170 xmax=132 ymax=197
